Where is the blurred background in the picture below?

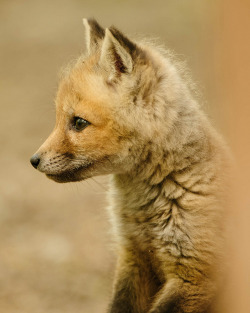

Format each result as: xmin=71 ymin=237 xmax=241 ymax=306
xmin=0 ymin=0 xmax=249 ymax=312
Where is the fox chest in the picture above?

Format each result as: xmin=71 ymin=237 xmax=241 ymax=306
xmin=117 ymin=205 xmax=192 ymax=261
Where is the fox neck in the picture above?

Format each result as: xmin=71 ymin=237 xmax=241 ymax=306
xmin=111 ymin=126 xmax=207 ymax=209
xmin=109 ymin=112 xmax=225 ymax=221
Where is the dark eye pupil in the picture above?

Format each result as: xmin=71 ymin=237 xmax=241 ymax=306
xmin=74 ymin=117 xmax=89 ymax=131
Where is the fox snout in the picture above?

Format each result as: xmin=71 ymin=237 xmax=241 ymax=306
xmin=30 ymin=150 xmax=55 ymax=173
xmin=30 ymin=148 xmax=89 ymax=183
xmin=30 ymin=153 xmax=40 ymax=169
xmin=30 ymin=152 xmax=54 ymax=171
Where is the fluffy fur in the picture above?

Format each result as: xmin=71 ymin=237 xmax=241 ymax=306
xmin=30 ymin=19 xmax=230 ymax=313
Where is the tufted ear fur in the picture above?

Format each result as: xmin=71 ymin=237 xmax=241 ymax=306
xmin=82 ymin=18 xmax=105 ymax=55
xmin=99 ymin=26 xmax=137 ymax=82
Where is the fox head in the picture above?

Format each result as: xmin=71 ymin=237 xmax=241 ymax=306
xmin=30 ymin=19 xmax=182 ymax=183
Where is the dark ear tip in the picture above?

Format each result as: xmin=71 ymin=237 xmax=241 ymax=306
xmin=109 ymin=26 xmax=122 ymax=38
xmin=86 ymin=17 xmax=98 ymax=26
xmin=109 ymin=26 xmax=137 ymax=54
xmin=85 ymin=17 xmax=105 ymax=38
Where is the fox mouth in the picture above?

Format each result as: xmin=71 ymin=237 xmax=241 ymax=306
xmin=46 ymin=163 xmax=93 ymax=183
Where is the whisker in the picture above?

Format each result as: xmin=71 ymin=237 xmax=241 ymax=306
xmin=91 ymin=177 xmax=108 ymax=192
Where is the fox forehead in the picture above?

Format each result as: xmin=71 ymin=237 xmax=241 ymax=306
xmin=55 ymin=67 xmax=118 ymax=126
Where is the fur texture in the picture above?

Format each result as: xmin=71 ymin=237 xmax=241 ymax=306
xmin=30 ymin=19 xmax=230 ymax=313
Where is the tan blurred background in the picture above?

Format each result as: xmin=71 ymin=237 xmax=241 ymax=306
xmin=0 ymin=1 xmax=249 ymax=312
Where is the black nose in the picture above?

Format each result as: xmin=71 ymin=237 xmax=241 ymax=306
xmin=30 ymin=154 xmax=40 ymax=169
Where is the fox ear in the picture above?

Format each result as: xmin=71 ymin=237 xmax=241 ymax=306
xmin=82 ymin=18 xmax=105 ymax=55
xmin=99 ymin=27 xmax=137 ymax=81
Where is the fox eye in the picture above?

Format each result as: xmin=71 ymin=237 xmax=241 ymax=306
xmin=73 ymin=117 xmax=90 ymax=131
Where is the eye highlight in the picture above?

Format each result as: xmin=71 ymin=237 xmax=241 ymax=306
xmin=72 ymin=117 xmax=90 ymax=131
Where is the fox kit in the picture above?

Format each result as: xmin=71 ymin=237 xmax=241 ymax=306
xmin=30 ymin=19 xmax=230 ymax=313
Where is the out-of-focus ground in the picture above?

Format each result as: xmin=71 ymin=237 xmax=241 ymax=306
xmin=0 ymin=1 xmax=249 ymax=312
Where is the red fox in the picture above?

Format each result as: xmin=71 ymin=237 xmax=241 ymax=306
xmin=30 ymin=19 xmax=230 ymax=313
